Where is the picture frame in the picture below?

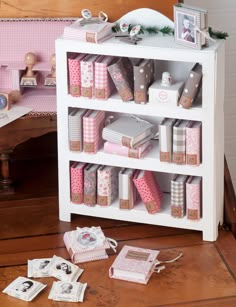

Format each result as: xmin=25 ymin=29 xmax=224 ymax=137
xmin=174 ymin=4 xmax=208 ymax=49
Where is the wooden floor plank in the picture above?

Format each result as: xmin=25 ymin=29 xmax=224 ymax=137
xmin=0 ymin=197 xmax=192 ymax=239
xmin=0 ymin=225 xmax=193 ymax=256
xmin=0 ymin=232 xmax=205 ymax=267
xmin=165 ymin=296 xmax=236 ymax=307
xmin=215 ymin=230 xmax=236 ymax=278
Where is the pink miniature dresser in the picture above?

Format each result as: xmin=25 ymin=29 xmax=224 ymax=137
xmin=0 ymin=18 xmax=76 ymax=194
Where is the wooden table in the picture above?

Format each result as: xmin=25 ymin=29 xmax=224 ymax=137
xmin=0 ymin=113 xmax=57 ymax=194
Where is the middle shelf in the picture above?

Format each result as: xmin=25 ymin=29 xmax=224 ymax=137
xmin=68 ymin=144 xmax=203 ymax=177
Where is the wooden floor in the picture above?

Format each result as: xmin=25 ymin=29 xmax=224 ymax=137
xmin=0 ymin=157 xmax=236 ymax=306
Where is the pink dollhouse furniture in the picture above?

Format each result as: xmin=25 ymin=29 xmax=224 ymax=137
xmin=0 ymin=18 xmax=76 ymax=194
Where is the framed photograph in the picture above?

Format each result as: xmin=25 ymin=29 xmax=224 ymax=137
xmin=174 ymin=4 xmax=208 ymax=49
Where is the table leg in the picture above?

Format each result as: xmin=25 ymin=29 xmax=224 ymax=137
xmin=0 ymin=151 xmax=14 ymax=195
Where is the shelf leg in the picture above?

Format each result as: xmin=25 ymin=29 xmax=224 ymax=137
xmin=0 ymin=150 xmax=14 ymax=195
xmin=59 ymin=210 xmax=71 ymax=222
xmin=202 ymin=227 xmax=218 ymax=242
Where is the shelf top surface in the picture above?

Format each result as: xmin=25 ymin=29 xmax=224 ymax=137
xmin=56 ymin=34 xmax=224 ymax=61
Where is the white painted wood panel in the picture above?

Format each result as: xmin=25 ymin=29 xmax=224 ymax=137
xmin=56 ymin=25 xmax=224 ymax=241
xmin=185 ymin=0 xmax=236 ymax=190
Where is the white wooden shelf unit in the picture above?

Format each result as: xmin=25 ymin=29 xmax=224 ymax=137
xmin=56 ymin=34 xmax=225 ymax=242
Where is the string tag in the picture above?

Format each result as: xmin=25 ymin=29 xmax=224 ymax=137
xmin=106 ymin=237 xmax=118 ymax=253
xmin=153 ymin=252 xmax=183 ymax=274
xmin=194 ymin=26 xmax=216 ymax=43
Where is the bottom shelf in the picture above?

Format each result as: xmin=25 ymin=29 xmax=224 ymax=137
xmin=61 ymin=193 xmax=204 ymax=232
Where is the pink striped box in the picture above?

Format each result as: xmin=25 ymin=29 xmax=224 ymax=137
xmin=83 ymin=110 xmax=105 ymax=153
xmin=94 ymin=55 xmax=115 ymax=99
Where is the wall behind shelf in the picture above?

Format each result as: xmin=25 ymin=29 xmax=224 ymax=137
xmin=0 ymin=1 xmax=178 ymax=166
xmin=0 ymin=0 xmax=178 ymax=21
xmin=184 ymin=0 xmax=236 ymax=191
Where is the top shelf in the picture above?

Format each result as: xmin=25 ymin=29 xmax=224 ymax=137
xmin=56 ymin=34 xmax=224 ymax=63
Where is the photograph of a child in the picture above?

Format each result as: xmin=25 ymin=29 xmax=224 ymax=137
xmin=175 ymin=11 xmax=197 ymax=46
xmin=56 ymin=262 xmax=72 ymax=275
xmin=16 ymin=280 xmax=34 ymax=293
xmin=181 ymin=15 xmax=195 ymax=42
xmin=60 ymin=282 xmax=73 ymax=294
xmin=38 ymin=259 xmax=50 ymax=270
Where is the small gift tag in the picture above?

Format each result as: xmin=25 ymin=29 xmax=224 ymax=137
xmin=2 ymin=276 xmax=46 ymax=301
xmin=27 ymin=258 xmax=52 ymax=278
xmin=79 ymin=8 xmax=108 ymax=25
xmin=48 ymin=281 xmax=87 ymax=302
xmin=48 ymin=255 xmax=84 ymax=282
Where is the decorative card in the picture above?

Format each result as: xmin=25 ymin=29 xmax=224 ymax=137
xmin=27 ymin=258 xmax=52 ymax=278
xmin=2 ymin=276 xmax=46 ymax=301
xmin=48 ymin=255 xmax=83 ymax=282
xmin=48 ymin=281 xmax=87 ymax=302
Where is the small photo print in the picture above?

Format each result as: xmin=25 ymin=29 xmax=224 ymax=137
xmin=175 ymin=11 xmax=197 ymax=47
xmin=49 ymin=255 xmax=84 ymax=282
xmin=28 ymin=258 xmax=52 ymax=277
xmin=48 ymin=281 xmax=87 ymax=302
xmin=2 ymin=276 xmax=46 ymax=301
